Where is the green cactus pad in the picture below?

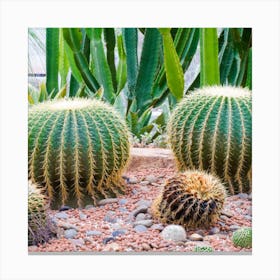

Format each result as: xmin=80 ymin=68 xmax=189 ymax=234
xmin=28 ymin=98 xmax=130 ymax=208
xmin=168 ymin=86 xmax=252 ymax=195
xmin=232 ymin=227 xmax=252 ymax=248
xmin=151 ymin=170 xmax=226 ymax=229
xmin=193 ymin=245 xmax=214 ymax=252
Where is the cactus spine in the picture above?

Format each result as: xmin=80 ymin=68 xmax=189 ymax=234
xmin=28 ymin=98 xmax=130 ymax=208
xmin=28 ymin=182 xmax=52 ymax=245
xmin=151 ymin=170 xmax=226 ymax=229
xmin=168 ymin=86 xmax=252 ymax=195
xmin=232 ymin=227 xmax=252 ymax=248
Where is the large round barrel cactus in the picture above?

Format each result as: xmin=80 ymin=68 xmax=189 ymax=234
xmin=167 ymin=86 xmax=252 ymax=195
xmin=28 ymin=98 xmax=130 ymax=208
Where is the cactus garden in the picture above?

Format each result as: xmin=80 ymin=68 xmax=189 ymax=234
xmin=28 ymin=27 xmax=252 ymax=253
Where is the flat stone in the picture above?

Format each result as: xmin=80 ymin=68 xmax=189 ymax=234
xmin=247 ymin=206 xmax=252 ymax=216
xmin=145 ymin=175 xmax=157 ymax=183
xmin=102 ymin=237 xmax=115 ymax=244
xmin=70 ymin=238 xmax=85 ymax=247
xmin=229 ymin=225 xmax=240 ymax=231
xmin=140 ymin=181 xmax=150 ymax=186
xmin=112 ymin=229 xmax=127 ymax=237
xmin=244 ymin=215 xmax=252 ymax=221
xmin=208 ymin=227 xmax=220 ymax=235
xmin=119 ymin=199 xmax=127 ymax=205
xmin=151 ymin=224 xmax=164 ymax=231
xmin=86 ymin=230 xmax=102 ymax=236
xmin=132 ymin=189 xmax=138 ymax=195
xmin=59 ymin=205 xmax=72 ymax=211
xmin=119 ymin=207 xmax=128 ymax=213
xmin=238 ymin=193 xmax=249 ymax=199
xmin=134 ymin=225 xmax=148 ymax=233
xmin=220 ymin=215 xmax=228 ymax=221
xmin=218 ymin=221 xmax=226 ymax=227
xmin=104 ymin=242 xmax=120 ymax=251
xmin=64 ymin=229 xmax=78 ymax=239
xmin=196 ymin=230 xmax=205 ymax=237
xmin=142 ymin=243 xmax=151 ymax=251
xmin=248 ymin=193 xmax=252 ymax=201
xmin=136 ymin=199 xmax=152 ymax=208
xmin=135 ymin=213 xmax=146 ymax=221
xmin=221 ymin=210 xmax=233 ymax=218
xmin=161 ymin=225 xmax=187 ymax=242
xmin=79 ymin=212 xmax=87 ymax=220
xmin=133 ymin=219 xmax=153 ymax=228
xmin=103 ymin=215 xmax=117 ymax=223
xmin=189 ymin=233 xmax=204 ymax=241
xmin=58 ymin=222 xmax=78 ymax=231
xmin=129 ymin=177 xmax=138 ymax=184
xmin=55 ymin=212 xmax=69 ymax=219
xmin=97 ymin=198 xmax=119 ymax=206
xmin=131 ymin=206 xmax=148 ymax=217
xmin=85 ymin=204 xmax=94 ymax=210
xmin=140 ymin=186 xmax=149 ymax=192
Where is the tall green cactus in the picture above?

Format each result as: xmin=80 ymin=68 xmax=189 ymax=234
xmin=28 ymin=98 xmax=130 ymax=208
xmin=168 ymin=86 xmax=252 ymax=195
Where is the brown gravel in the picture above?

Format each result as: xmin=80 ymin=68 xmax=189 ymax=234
xmin=28 ymin=166 xmax=252 ymax=254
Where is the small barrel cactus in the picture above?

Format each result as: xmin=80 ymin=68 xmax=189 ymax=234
xmin=232 ymin=227 xmax=252 ymax=248
xmin=167 ymin=86 xmax=252 ymax=195
xmin=193 ymin=245 xmax=214 ymax=252
xmin=28 ymin=98 xmax=130 ymax=208
xmin=28 ymin=181 xmax=52 ymax=246
xmin=151 ymin=170 xmax=226 ymax=229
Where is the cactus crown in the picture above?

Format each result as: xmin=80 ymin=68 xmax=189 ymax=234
xmin=167 ymin=86 xmax=252 ymax=195
xmin=232 ymin=227 xmax=252 ymax=248
xmin=28 ymin=98 xmax=130 ymax=208
xmin=152 ymin=170 xmax=226 ymax=229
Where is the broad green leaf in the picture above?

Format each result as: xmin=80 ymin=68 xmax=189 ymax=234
xmin=200 ymin=28 xmax=220 ymax=86
xmin=58 ymin=28 xmax=69 ymax=87
xmin=46 ymin=28 xmax=59 ymax=95
xmin=123 ymin=28 xmax=138 ymax=97
xmin=113 ymin=90 xmax=127 ymax=118
xmin=159 ymin=28 xmax=184 ymax=100
xmin=246 ymin=48 xmax=252 ymax=89
xmin=116 ymin=34 xmax=127 ymax=94
xmin=39 ymin=82 xmax=48 ymax=102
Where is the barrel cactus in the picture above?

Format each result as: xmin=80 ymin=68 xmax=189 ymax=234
xmin=232 ymin=227 xmax=252 ymax=248
xmin=168 ymin=86 xmax=252 ymax=195
xmin=28 ymin=181 xmax=52 ymax=246
xmin=28 ymin=98 xmax=130 ymax=208
xmin=151 ymin=170 xmax=226 ymax=229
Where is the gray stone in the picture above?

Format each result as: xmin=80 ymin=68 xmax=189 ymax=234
xmin=218 ymin=221 xmax=225 ymax=227
xmin=196 ymin=230 xmax=205 ymax=237
xmin=136 ymin=199 xmax=152 ymax=208
xmin=85 ymin=204 xmax=94 ymax=210
xmin=236 ymin=201 xmax=244 ymax=207
xmin=134 ymin=225 xmax=148 ymax=232
xmin=151 ymin=224 xmax=164 ymax=231
xmin=103 ymin=215 xmax=117 ymax=223
xmin=129 ymin=177 xmax=138 ymax=184
xmin=79 ymin=212 xmax=87 ymax=220
xmin=221 ymin=210 xmax=233 ymax=218
xmin=86 ymin=230 xmax=102 ymax=236
xmin=238 ymin=193 xmax=249 ymax=199
xmin=59 ymin=205 xmax=72 ymax=211
xmin=64 ymin=229 xmax=78 ymax=239
xmin=132 ymin=189 xmax=138 ymax=195
xmin=97 ymin=198 xmax=119 ymax=206
xmin=119 ymin=207 xmax=128 ymax=213
xmin=55 ymin=212 xmax=69 ymax=219
xmin=112 ymin=229 xmax=127 ymax=237
xmin=208 ymin=227 xmax=220 ymax=235
xmin=102 ymin=237 xmax=115 ymax=244
xmin=119 ymin=199 xmax=127 ymax=205
xmin=133 ymin=219 xmax=153 ymax=228
xmin=140 ymin=181 xmax=150 ymax=186
xmin=131 ymin=205 xmax=148 ymax=217
xmin=229 ymin=225 xmax=240 ymax=231
xmin=244 ymin=215 xmax=252 ymax=221
xmin=248 ymin=193 xmax=252 ymax=201
xmin=220 ymin=215 xmax=228 ymax=221
xmin=247 ymin=206 xmax=252 ymax=216
xmin=70 ymin=238 xmax=85 ymax=247
xmin=145 ymin=175 xmax=157 ymax=183
xmin=135 ymin=213 xmax=146 ymax=221
xmin=58 ymin=222 xmax=78 ymax=231
xmin=189 ymin=233 xmax=204 ymax=241
xmin=161 ymin=225 xmax=187 ymax=242
xmin=140 ymin=186 xmax=149 ymax=192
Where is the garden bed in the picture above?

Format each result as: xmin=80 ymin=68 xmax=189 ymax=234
xmin=28 ymin=148 xmax=252 ymax=254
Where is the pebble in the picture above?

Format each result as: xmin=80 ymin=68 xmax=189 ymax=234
xmin=111 ymin=223 xmax=123 ymax=230
xmin=119 ymin=199 xmax=127 ymax=205
xmin=103 ymin=215 xmax=117 ymax=223
xmin=236 ymin=201 xmax=244 ymax=207
xmin=133 ymin=219 xmax=153 ymax=228
xmin=55 ymin=212 xmax=69 ymax=219
xmin=64 ymin=229 xmax=78 ymax=239
xmin=229 ymin=225 xmax=240 ymax=231
xmin=238 ymin=193 xmax=249 ymax=199
xmin=85 ymin=204 xmax=94 ymax=210
xmin=221 ymin=210 xmax=233 ymax=218
xmin=131 ymin=206 xmax=148 ymax=217
xmin=248 ymin=193 xmax=252 ymax=201
xmin=104 ymin=242 xmax=120 ymax=251
xmin=247 ymin=206 xmax=252 ymax=216
xmin=145 ymin=175 xmax=157 ymax=183
xmin=161 ymin=225 xmax=187 ymax=242
xmin=136 ymin=199 xmax=152 ymax=208
xmin=102 ymin=237 xmax=115 ymax=244
xmin=97 ymin=198 xmax=119 ymax=206
xmin=196 ymin=230 xmax=205 ymax=237
xmin=218 ymin=221 xmax=226 ymax=227
xmin=134 ymin=225 xmax=148 ymax=233
xmin=220 ymin=215 xmax=228 ymax=221
xmin=86 ymin=230 xmax=102 ymax=236
xmin=112 ymin=229 xmax=127 ymax=237
xmin=119 ymin=207 xmax=128 ymax=213
xmin=132 ymin=189 xmax=138 ymax=195
xmin=140 ymin=181 xmax=150 ymax=186
xmin=244 ymin=215 xmax=252 ymax=221
xmin=70 ymin=238 xmax=85 ymax=247
xmin=142 ymin=243 xmax=151 ymax=250
xmin=129 ymin=177 xmax=138 ymax=184
xmin=79 ymin=212 xmax=87 ymax=220
xmin=189 ymin=233 xmax=204 ymax=241
xmin=151 ymin=224 xmax=164 ymax=231
xmin=140 ymin=186 xmax=149 ymax=192
xmin=59 ymin=205 xmax=72 ymax=211
xmin=208 ymin=227 xmax=220 ymax=235
xmin=58 ymin=222 xmax=78 ymax=231
xmin=135 ymin=213 xmax=146 ymax=221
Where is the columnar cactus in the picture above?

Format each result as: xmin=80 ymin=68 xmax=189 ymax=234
xmin=151 ymin=170 xmax=226 ymax=229
xmin=168 ymin=86 xmax=252 ymax=195
xmin=232 ymin=227 xmax=252 ymax=248
xmin=28 ymin=181 xmax=52 ymax=245
xmin=28 ymin=98 xmax=130 ymax=208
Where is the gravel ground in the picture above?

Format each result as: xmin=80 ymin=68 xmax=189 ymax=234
xmin=28 ymin=167 xmax=252 ymax=253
